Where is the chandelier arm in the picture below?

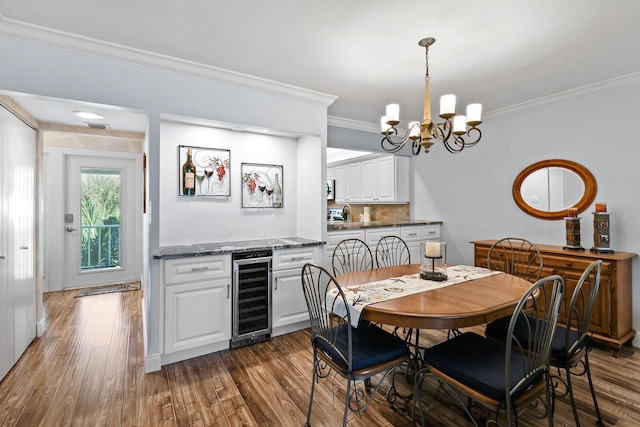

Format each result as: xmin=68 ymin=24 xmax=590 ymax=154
xmin=433 ymin=120 xmax=452 ymax=142
xmin=412 ymin=139 xmax=421 ymax=155
xmin=380 ymin=128 xmax=411 ymax=153
xmin=442 ymin=136 xmax=466 ymax=154
xmin=461 ymin=127 xmax=482 ymax=148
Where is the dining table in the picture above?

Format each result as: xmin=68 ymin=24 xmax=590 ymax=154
xmin=335 ymin=264 xmax=534 ymax=330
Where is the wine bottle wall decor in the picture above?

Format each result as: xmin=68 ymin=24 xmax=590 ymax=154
xmin=178 ymin=145 xmax=231 ymax=197
xmin=241 ymin=163 xmax=284 ymax=208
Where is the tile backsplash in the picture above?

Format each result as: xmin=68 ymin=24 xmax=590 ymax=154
xmin=327 ymin=202 xmax=410 ymax=221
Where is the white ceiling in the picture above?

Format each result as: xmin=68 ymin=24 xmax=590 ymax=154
xmin=1 ymin=0 xmax=640 ymax=132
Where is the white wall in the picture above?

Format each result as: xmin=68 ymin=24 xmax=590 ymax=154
xmin=410 ymin=85 xmax=640 ymax=346
xmin=0 ymin=30 xmax=331 ymax=370
xmin=159 ymin=119 xmax=310 ymax=245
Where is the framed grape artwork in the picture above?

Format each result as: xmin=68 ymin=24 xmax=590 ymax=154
xmin=241 ymin=163 xmax=283 ymax=208
xmin=178 ymin=145 xmax=230 ymax=197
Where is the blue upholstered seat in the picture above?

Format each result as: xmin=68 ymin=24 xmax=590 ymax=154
xmin=423 ymin=332 xmax=543 ymax=403
xmin=314 ymin=322 xmax=410 ymax=372
xmin=486 ymin=315 xmax=583 ymax=360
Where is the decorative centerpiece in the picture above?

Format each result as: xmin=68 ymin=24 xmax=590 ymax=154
xmin=591 ymin=202 xmax=614 ymax=253
xmin=563 ymin=207 xmax=584 ymax=251
xmin=420 ymin=241 xmax=447 ymax=281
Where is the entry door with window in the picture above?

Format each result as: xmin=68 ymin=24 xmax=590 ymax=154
xmin=65 ymin=155 xmax=138 ymax=288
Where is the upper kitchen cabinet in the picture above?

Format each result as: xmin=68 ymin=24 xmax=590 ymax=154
xmin=333 ymin=162 xmax=361 ymax=203
xmin=330 ymin=154 xmax=409 ymax=204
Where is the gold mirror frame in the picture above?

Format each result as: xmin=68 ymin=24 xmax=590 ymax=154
xmin=512 ymin=159 xmax=597 ymax=220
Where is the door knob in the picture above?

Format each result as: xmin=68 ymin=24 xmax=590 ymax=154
xmin=66 ymin=227 xmax=77 ymax=232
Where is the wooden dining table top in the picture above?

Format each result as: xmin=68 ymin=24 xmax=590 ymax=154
xmin=336 ymin=264 xmax=533 ymax=330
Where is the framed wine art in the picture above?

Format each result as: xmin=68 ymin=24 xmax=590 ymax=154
xmin=178 ymin=145 xmax=230 ymax=197
xmin=241 ymin=163 xmax=283 ymax=208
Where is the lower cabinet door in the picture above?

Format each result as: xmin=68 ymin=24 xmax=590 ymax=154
xmin=164 ymin=279 xmax=231 ymax=354
xmin=272 ymin=270 xmax=309 ymax=329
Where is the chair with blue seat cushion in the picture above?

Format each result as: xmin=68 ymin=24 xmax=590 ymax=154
xmin=486 ymin=259 xmax=603 ymax=426
xmin=414 ymin=274 xmax=564 ymax=427
xmin=301 ymin=263 xmax=410 ymax=427
xmin=375 ymin=235 xmax=411 ymax=268
xmin=331 ymin=238 xmax=373 ymax=277
xmin=487 ymin=237 xmax=543 ymax=283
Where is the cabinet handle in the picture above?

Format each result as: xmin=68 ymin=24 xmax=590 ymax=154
xmin=565 ymin=261 xmax=572 ymax=267
xmin=191 ymin=266 xmax=209 ymax=272
xmin=0 ymin=254 xmax=5 ymax=260
xmin=408 ymin=233 xmax=418 ymax=237
xmin=227 ymin=284 xmax=230 ymax=299
xmin=274 ymin=277 xmax=278 ymax=290
xmin=289 ymin=256 xmax=305 ymax=261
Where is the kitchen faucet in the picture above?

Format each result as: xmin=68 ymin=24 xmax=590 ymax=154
xmin=342 ymin=204 xmax=352 ymax=223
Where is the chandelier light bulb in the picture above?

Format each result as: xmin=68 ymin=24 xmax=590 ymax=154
xmin=453 ymin=115 xmax=467 ymax=135
xmin=385 ymin=104 xmax=400 ymax=125
xmin=380 ymin=116 xmax=393 ymax=134
xmin=439 ymin=95 xmax=456 ymax=119
xmin=466 ymin=103 xmax=482 ymax=126
xmin=408 ymin=121 xmax=421 ymax=138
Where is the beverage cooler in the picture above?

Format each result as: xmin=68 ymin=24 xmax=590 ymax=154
xmin=230 ymin=250 xmax=273 ymax=348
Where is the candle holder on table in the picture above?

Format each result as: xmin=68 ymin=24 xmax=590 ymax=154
xmin=591 ymin=202 xmax=614 ymax=253
xmin=420 ymin=241 xmax=447 ymax=281
xmin=563 ymin=207 xmax=584 ymax=251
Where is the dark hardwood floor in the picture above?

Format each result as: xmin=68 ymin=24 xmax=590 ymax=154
xmin=0 ymin=289 xmax=638 ymax=426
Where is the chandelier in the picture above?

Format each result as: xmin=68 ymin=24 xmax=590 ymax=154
xmin=380 ymin=37 xmax=482 ymax=155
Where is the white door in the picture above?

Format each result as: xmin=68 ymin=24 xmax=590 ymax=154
xmin=64 ymin=155 xmax=138 ymax=289
xmin=0 ymin=105 xmax=36 ymax=380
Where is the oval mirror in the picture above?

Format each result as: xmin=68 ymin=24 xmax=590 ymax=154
xmin=512 ymin=159 xmax=597 ymax=220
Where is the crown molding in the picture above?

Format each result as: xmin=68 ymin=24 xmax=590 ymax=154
xmin=0 ymin=18 xmax=338 ymax=108
xmin=330 ymin=73 xmax=640 ymax=132
xmin=327 ymin=116 xmax=380 ymax=133
xmin=483 ymin=72 xmax=640 ymax=119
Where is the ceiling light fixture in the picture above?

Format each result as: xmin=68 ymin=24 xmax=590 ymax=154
xmin=380 ymin=37 xmax=482 ymax=155
xmin=73 ymin=110 xmax=104 ymax=120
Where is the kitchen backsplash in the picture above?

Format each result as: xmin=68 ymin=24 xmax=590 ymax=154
xmin=327 ymin=202 xmax=410 ymax=221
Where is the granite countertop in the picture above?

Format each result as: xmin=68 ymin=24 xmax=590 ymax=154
xmin=154 ymin=236 xmax=325 ymax=259
xmin=327 ymin=219 xmax=442 ymax=231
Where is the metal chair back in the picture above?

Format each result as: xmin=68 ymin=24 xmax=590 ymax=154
xmin=331 ymin=238 xmax=373 ymax=277
xmin=375 ymin=235 xmax=411 ymax=268
xmin=487 ymin=237 xmax=543 ymax=282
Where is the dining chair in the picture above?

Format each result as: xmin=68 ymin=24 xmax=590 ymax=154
xmin=375 ymin=235 xmax=411 ymax=268
xmin=331 ymin=238 xmax=373 ymax=277
xmin=414 ymin=274 xmax=564 ymax=427
xmin=487 ymin=237 xmax=544 ymax=282
xmin=300 ymin=263 xmax=410 ymax=427
xmin=486 ymin=259 xmax=604 ymax=426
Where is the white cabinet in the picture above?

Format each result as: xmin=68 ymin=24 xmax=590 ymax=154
xmin=272 ymin=246 xmax=322 ymax=335
xmin=326 ymin=229 xmax=366 ymax=269
xmin=360 ymin=156 xmax=409 ymax=203
xmin=422 ymin=224 xmax=441 ymax=242
xmin=365 ymin=227 xmax=400 ymax=254
xmin=162 ymin=255 xmax=231 ymax=363
xmin=330 ymin=155 xmax=409 ymax=203
xmin=335 ymin=163 xmax=361 ymax=203
xmin=328 ymin=224 xmax=440 ymax=270
xmin=0 ymin=106 xmax=36 ymax=382
xmin=401 ymin=226 xmax=424 ymax=265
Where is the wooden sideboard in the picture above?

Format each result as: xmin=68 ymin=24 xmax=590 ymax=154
xmin=472 ymin=240 xmax=638 ymax=356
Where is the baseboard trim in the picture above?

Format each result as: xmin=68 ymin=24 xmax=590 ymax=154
xmin=144 ymin=353 xmax=162 ymax=373
xmin=36 ymin=318 xmax=46 ymax=337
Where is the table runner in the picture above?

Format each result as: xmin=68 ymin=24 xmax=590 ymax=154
xmin=327 ymin=265 xmax=501 ymax=327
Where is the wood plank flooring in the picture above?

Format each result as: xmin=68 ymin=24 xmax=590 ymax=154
xmin=0 ymin=289 xmax=638 ymax=426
